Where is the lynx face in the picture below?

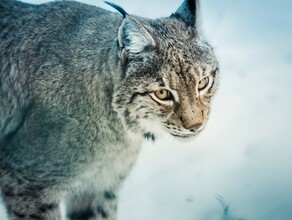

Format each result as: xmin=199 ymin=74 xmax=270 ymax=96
xmin=112 ymin=1 xmax=219 ymax=139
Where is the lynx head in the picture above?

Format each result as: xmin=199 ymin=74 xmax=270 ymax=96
xmin=111 ymin=0 xmax=219 ymax=140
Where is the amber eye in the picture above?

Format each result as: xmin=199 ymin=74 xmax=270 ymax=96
xmin=154 ymin=89 xmax=172 ymax=101
xmin=198 ymin=77 xmax=209 ymax=91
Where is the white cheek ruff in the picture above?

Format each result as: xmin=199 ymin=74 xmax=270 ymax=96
xmin=139 ymin=118 xmax=168 ymax=137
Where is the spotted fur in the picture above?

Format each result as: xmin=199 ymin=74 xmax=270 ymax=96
xmin=0 ymin=0 xmax=218 ymax=219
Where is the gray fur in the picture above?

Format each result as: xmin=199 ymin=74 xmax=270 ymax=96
xmin=0 ymin=0 xmax=219 ymax=219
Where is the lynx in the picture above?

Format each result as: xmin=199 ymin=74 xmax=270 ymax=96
xmin=0 ymin=0 xmax=219 ymax=219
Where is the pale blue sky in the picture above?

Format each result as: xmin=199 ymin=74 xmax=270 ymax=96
xmin=1 ymin=1 xmax=292 ymax=220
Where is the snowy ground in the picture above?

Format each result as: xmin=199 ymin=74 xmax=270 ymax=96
xmin=1 ymin=0 xmax=292 ymax=219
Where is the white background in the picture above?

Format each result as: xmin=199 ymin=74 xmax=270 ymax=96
xmin=1 ymin=0 xmax=292 ymax=219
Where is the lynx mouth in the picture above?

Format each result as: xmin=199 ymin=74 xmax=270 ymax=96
xmin=170 ymin=133 xmax=194 ymax=138
xmin=169 ymin=128 xmax=204 ymax=139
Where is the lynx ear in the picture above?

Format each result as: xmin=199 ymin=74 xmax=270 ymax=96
xmin=105 ymin=2 xmax=155 ymax=55
xmin=174 ymin=0 xmax=200 ymax=29
xmin=118 ymin=17 xmax=156 ymax=54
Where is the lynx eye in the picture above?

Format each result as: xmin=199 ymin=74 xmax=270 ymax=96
xmin=154 ymin=89 xmax=172 ymax=101
xmin=198 ymin=77 xmax=209 ymax=91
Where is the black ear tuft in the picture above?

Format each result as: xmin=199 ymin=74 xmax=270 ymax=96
xmin=104 ymin=1 xmax=128 ymax=18
xmin=173 ymin=0 xmax=200 ymax=28
xmin=188 ymin=0 xmax=197 ymax=15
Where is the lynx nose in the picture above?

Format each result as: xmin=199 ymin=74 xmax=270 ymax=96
xmin=187 ymin=123 xmax=203 ymax=132
xmin=180 ymin=116 xmax=203 ymax=131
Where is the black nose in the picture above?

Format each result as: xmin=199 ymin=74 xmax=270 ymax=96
xmin=188 ymin=123 xmax=203 ymax=132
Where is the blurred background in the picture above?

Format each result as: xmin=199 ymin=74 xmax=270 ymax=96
xmin=1 ymin=0 xmax=292 ymax=219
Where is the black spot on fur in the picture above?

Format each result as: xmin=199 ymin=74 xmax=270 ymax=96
xmin=124 ymin=109 xmax=134 ymax=128
xmin=68 ymin=208 xmax=95 ymax=220
xmin=13 ymin=211 xmax=25 ymax=218
xmin=3 ymin=189 xmax=15 ymax=197
xmin=104 ymin=191 xmax=116 ymax=200
xmin=22 ymin=190 xmax=39 ymax=199
xmin=124 ymin=109 xmax=130 ymax=118
xmin=39 ymin=203 xmax=58 ymax=213
xmin=143 ymin=132 xmax=155 ymax=141
xmin=137 ymin=105 xmax=146 ymax=111
xmin=29 ymin=214 xmax=41 ymax=220
xmin=119 ymin=175 xmax=126 ymax=180
xmin=97 ymin=206 xmax=108 ymax=218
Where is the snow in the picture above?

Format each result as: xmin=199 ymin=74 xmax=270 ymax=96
xmin=1 ymin=0 xmax=292 ymax=219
